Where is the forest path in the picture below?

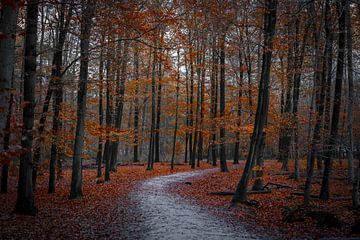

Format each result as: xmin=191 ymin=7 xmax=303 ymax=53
xmin=125 ymin=168 xmax=266 ymax=240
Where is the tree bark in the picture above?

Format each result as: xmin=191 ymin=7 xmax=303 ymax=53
xmin=15 ymin=0 xmax=38 ymax=215
xmin=304 ymin=0 xmax=326 ymax=206
xmin=110 ymin=39 xmax=128 ymax=171
xmin=49 ymin=0 xmax=73 ymax=194
xmin=69 ymin=0 xmax=94 ymax=199
xmin=133 ymin=45 xmax=140 ymax=163
xmin=320 ymin=0 xmax=346 ymax=200
xmin=0 ymin=0 xmax=19 ymax=193
xmin=219 ymin=33 xmax=229 ymax=173
xmin=231 ymin=0 xmax=278 ymax=205
xmin=234 ymin=50 xmax=243 ymax=164
xmin=96 ymin=38 xmax=105 ymax=178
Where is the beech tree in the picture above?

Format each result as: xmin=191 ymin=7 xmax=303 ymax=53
xmin=14 ymin=0 xmax=39 ymax=215
xmin=69 ymin=0 xmax=95 ymax=199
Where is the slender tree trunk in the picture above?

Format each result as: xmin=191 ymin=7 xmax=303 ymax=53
xmin=231 ymin=0 xmax=278 ymax=205
xmin=147 ymin=45 xmax=157 ymax=170
xmin=304 ymin=0 xmax=326 ymax=206
xmin=292 ymin=16 xmax=308 ymax=181
xmin=191 ymin=41 xmax=201 ymax=169
xmin=69 ymin=0 xmax=94 ymax=199
xmin=320 ymin=0 xmax=346 ymax=200
xmin=96 ymin=40 xmax=104 ymax=178
xmin=49 ymin=0 xmax=73 ymax=194
xmin=103 ymin=57 xmax=113 ymax=181
xmin=344 ymin=0 xmax=354 ymax=185
xmin=171 ymin=50 xmax=181 ymax=171
xmin=34 ymin=1 xmax=73 ymax=189
xmin=197 ymin=46 xmax=206 ymax=167
xmin=219 ymin=34 xmax=229 ymax=173
xmin=154 ymin=39 xmax=163 ymax=163
xmin=210 ymin=35 xmax=218 ymax=166
xmin=188 ymin=30 xmax=194 ymax=165
xmin=15 ymin=0 xmax=39 ymax=215
xmin=110 ymin=40 xmax=128 ymax=170
xmin=133 ymin=45 xmax=140 ymax=163
xmin=321 ymin=0 xmax=335 ymax=173
xmin=234 ymin=50 xmax=243 ymax=165
xmin=279 ymin=15 xmax=295 ymax=171
xmin=0 ymin=0 xmax=19 ymax=193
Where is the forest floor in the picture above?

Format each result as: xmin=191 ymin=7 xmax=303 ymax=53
xmin=171 ymin=160 xmax=360 ymax=239
xmin=0 ymin=162 xmax=215 ymax=239
xmin=1 ymin=160 xmax=359 ymax=239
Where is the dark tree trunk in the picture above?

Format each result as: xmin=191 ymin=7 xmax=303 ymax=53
xmin=292 ymin=15 xmax=308 ymax=181
xmin=154 ymin=40 xmax=163 ymax=163
xmin=191 ymin=41 xmax=202 ymax=169
xmin=231 ymin=0 xmax=278 ymax=205
xmin=110 ymin=40 xmax=128 ymax=171
xmin=0 ymin=0 xmax=19 ymax=193
xmin=188 ymin=30 xmax=194 ymax=165
xmin=197 ymin=46 xmax=206 ymax=167
xmin=103 ymin=57 xmax=113 ymax=181
xmin=320 ymin=0 xmax=346 ymax=200
xmin=210 ymin=35 xmax=218 ymax=166
xmin=303 ymin=0 xmax=326 ymax=206
xmin=219 ymin=34 xmax=229 ymax=173
xmin=96 ymin=39 xmax=105 ymax=178
xmin=279 ymin=15 xmax=295 ymax=171
xmin=320 ymin=0 xmax=335 ymax=173
xmin=49 ymin=0 xmax=73 ymax=194
xmin=171 ymin=50 xmax=181 ymax=171
xmin=134 ymin=45 xmax=139 ymax=163
xmin=234 ymin=50 xmax=243 ymax=165
xmin=15 ymin=0 xmax=39 ymax=215
xmin=147 ymin=45 xmax=157 ymax=170
xmin=69 ymin=0 xmax=94 ymax=199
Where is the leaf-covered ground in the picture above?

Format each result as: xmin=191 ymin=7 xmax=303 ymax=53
xmin=0 ymin=162 xmax=214 ymax=239
xmin=171 ymin=160 xmax=360 ymax=239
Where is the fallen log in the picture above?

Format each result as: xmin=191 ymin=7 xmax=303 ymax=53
xmin=268 ymin=171 xmax=290 ymax=176
xmin=209 ymin=189 xmax=271 ymax=196
xmin=291 ymin=192 xmax=319 ymax=198
xmin=264 ymin=182 xmax=300 ymax=189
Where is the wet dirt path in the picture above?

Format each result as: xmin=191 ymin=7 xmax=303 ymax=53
xmin=124 ymin=169 xmax=267 ymax=240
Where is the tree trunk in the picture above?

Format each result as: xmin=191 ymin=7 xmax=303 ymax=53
xmin=147 ymin=45 xmax=157 ymax=170
xmin=219 ymin=33 xmax=229 ymax=173
xmin=49 ymin=0 xmax=73 ymax=194
xmin=320 ymin=0 xmax=346 ymax=200
xmin=279 ymin=15 xmax=295 ymax=171
xmin=344 ymin=0 xmax=354 ymax=185
xmin=103 ymin=57 xmax=113 ymax=181
xmin=154 ymin=40 xmax=163 ymax=163
xmin=96 ymin=39 xmax=104 ymax=178
xmin=231 ymin=0 xmax=278 ymax=205
xmin=69 ymin=0 xmax=94 ymax=199
xmin=110 ymin=39 xmax=128 ymax=171
xmin=133 ymin=45 xmax=140 ymax=163
xmin=210 ymin=35 xmax=218 ymax=166
xmin=171 ymin=50 xmax=181 ymax=171
xmin=304 ymin=0 xmax=326 ymax=206
xmin=0 ymin=0 xmax=19 ymax=193
xmin=15 ymin=0 xmax=39 ymax=215
xmin=234 ymin=49 xmax=243 ymax=165
xmin=292 ymin=15 xmax=308 ymax=181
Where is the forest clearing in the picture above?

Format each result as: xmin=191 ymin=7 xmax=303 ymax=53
xmin=1 ymin=0 xmax=360 ymax=239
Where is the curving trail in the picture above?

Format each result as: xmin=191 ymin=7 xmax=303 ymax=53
xmin=123 ymin=169 xmax=266 ymax=240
